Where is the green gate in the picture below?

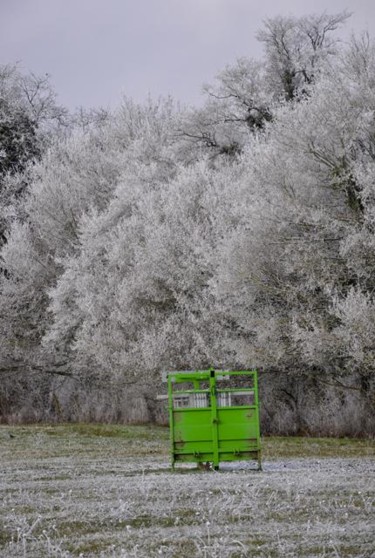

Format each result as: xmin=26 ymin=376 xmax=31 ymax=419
xmin=167 ymin=369 xmax=261 ymax=470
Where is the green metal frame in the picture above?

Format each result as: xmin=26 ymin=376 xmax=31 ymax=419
xmin=167 ymin=369 xmax=261 ymax=471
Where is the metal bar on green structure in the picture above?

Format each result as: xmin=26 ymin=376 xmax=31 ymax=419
xmin=167 ymin=374 xmax=175 ymax=469
xmin=253 ymin=369 xmax=262 ymax=470
xmin=209 ymin=370 xmax=219 ymax=469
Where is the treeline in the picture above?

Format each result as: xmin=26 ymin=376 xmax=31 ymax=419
xmin=1 ymin=12 xmax=374 ymax=435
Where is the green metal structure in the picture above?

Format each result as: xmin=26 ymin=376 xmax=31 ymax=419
xmin=167 ymin=369 xmax=261 ymax=471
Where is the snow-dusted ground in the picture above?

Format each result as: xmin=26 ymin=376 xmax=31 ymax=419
xmin=1 ymin=427 xmax=374 ymax=557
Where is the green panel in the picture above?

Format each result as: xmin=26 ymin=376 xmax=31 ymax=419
xmin=174 ymin=425 xmax=212 ymax=443
xmin=218 ymin=451 xmax=260 ymax=461
xmin=174 ymin=453 xmax=215 ymax=463
xmin=172 ymin=408 xmax=212 ymax=461
xmin=173 ymin=409 xmax=211 ymax=441
xmin=217 ymin=409 xmax=259 ymax=441
xmin=218 ymin=440 xmax=260 ymax=451
xmin=168 ymin=369 xmax=261 ymax=470
xmin=174 ymin=440 xmax=213 ymax=454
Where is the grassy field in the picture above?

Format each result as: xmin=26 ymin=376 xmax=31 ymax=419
xmin=0 ymin=424 xmax=374 ymax=557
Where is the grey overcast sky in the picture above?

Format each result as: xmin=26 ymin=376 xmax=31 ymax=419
xmin=1 ymin=0 xmax=374 ymax=110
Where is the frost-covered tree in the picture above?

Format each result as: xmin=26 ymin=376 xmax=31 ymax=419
xmin=43 ymin=160 xmax=242 ymax=382
xmin=212 ymin=35 xmax=375 ymax=425
xmin=178 ymin=12 xmax=349 ymax=160
xmin=257 ymin=11 xmax=350 ymax=100
xmin=0 ymin=64 xmax=68 ymax=247
xmin=0 ymin=96 xmax=180 ymax=418
xmin=177 ymin=58 xmax=272 ymax=160
xmin=0 ymin=64 xmax=66 ymax=172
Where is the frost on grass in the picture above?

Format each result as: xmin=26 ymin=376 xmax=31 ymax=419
xmin=0 ymin=426 xmax=374 ymax=557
